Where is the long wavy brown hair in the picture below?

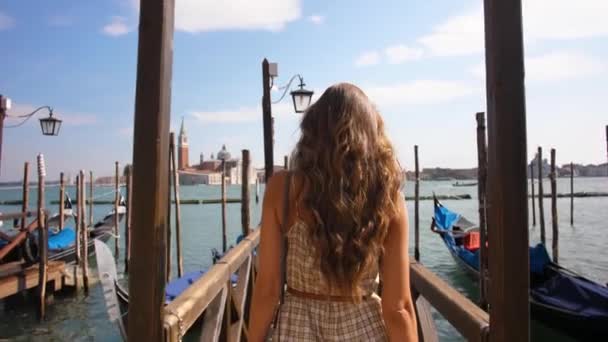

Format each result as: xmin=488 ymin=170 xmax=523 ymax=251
xmin=290 ymin=83 xmax=402 ymax=296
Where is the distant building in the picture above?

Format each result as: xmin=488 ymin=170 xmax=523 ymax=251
xmin=176 ymin=120 xmax=254 ymax=185
xmin=178 ymin=118 xmax=189 ymax=170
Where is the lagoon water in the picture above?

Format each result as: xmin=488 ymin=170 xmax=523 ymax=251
xmin=0 ymin=177 xmax=606 ymax=341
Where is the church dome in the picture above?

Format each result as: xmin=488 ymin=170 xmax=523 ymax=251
xmin=217 ymin=144 xmax=231 ymax=161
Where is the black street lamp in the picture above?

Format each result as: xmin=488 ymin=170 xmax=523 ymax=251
xmin=0 ymin=95 xmax=62 ymax=175
xmin=261 ymin=59 xmax=314 ymax=181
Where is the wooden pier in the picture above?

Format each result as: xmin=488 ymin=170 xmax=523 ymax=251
xmin=0 ymin=261 xmax=66 ymax=301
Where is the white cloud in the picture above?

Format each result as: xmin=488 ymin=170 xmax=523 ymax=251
xmin=384 ymin=45 xmax=424 ymax=64
xmin=354 ymin=51 xmax=380 ymax=67
xmin=0 ymin=11 xmax=15 ymax=30
xmin=471 ymin=51 xmax=607 ymax=82
xmin=418 ymin=0 xmax=608 ymax=57
xmin=102 ymin=16 xmax=131 ymax=36
xmin=175 ymin=0 xmax=301 ymax=32
xmin=417 ymin=7 xmax=483 ymax=57
xmin=308 ymin=15 xmax=324 ymax=25
xmin=364 ymin=80 xmax=478 ymax=107
xmin=189 ymin=102 xmax=294 ymax=124
xmin=527 ymin=51 xmax=607 ymax=81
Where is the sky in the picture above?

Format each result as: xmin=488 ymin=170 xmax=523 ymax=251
xmin=0 ymin=0 xmax=606 ymax=181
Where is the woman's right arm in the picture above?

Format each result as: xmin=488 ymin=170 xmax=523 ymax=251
xmin=381 ymin=195 xmax=418 ymax=341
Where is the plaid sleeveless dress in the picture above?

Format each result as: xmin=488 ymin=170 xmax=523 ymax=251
xmin=273 ymin=220 xmax=388 ymax=341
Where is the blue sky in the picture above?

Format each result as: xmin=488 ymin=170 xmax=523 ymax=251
xmin=0 ymin=0 xmax=606 ymax=181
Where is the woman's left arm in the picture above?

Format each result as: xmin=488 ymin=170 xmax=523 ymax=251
xmin=248 ymin=172 xmax=286 ymax=342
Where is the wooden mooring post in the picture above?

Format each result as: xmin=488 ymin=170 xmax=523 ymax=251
xmin=475 ymin=112 xmax=488 ymax=310
xmin=414 ymin=145 xmax=420 ymax=262
xmin=21 ymin=162 xmax=29 ymax=230
xmin=80 ymin=170 xmax=89 ymax=293
xmin=221 ymin=160 xmax=227 ymax=253
xmin=570 ymin=162 xmax=574 ymax=226
xmin=89 ymin=171 xmax=94 ymax=227
xmin=114 ymin=161 xmax=120 ymax=258
xmin=166 ymin=138 xmax=173 ymax=282
xmin=537 ymin=147 xmax=546 ymax=245
xmin=484 ymin=0 xmax=530 ymax=339
xmin=284 ymin=155 xmax=288 ymax=170
xmin=550 ymin=149 xmax=559 ymax=263
xmin=530 ymin=164 xmax=536 ymax=226
xmin=36 ymin=154 xmax=48 ymax=320
xmin=74 ymin=174 xmax=81 ymax=290
xmin=128 ymin=0 xmax=173 ymax=337
xmin=241 ymin=150 xmax=251 ymax=237
xmin=59 ymin=172 xmax=65 ymax=231
xmin=170 ymin=133 xmax=184 ymax=277
xmin=262 ymin=58 xmax=274 ymax=182
xmin=255 ymin=178 xmax=259 ymax=204
xmin=125 ymin=165 xmax=132 ymax=274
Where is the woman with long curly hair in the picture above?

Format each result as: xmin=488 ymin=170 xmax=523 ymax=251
xmin=249 ymin=83 xmax=417 ymax=341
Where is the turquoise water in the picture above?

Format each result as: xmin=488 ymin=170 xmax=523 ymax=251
xmin=0 ymin=177 xmax=606 ymax=341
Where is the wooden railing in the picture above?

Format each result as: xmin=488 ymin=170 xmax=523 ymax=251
xmin=163 ymin=229 xmax=259 ymax=341
xmin=162 ymin=229 xmax=489 ymax=342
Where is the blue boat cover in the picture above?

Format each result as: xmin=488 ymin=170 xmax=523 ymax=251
xmin=434 ymin=204 xmax=461 ymax=230
xmin=48 ymin=227 xmax=76 ymax=250
xmin=532 ymin=270 xmax=608 ymax=319
xmin=165 ymin=270 xmax=239 ymax=303
xmin=530 ymin=243 xmax=551 ymax=275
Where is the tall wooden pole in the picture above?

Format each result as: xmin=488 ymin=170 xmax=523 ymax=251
xmin=80 ymin=170 xmax=89 ymax=293
xmin=262 ymin=59 xmax=274 ymax=182
xmin=537 ymin=147 xmax=546 ymax=245
xmin=413 ymin=145 xmax=420 ymax=262
xmin=475 ymin=112 xmax=488 ymax=310
xmin=530 ymin=164 xmax=536 ymax=226
xmin=21 ymin=162 xmax=29 ymax=230
xmin=483 ymin=0 xmax=530 ymax=340
xmin=170 ymin=133 xmax=183 ymax=278
xmin=59 ymin=172 xmax=64 ymax=231
xmin=114 ymin=161 xmax=120 ymax=258
xmin=166 ymin=147 xmax=172 ymax=282
xmin=284 ymin=155 xmax=288 ymax=170
xmin=89 ymin=171 xmax=93 ymax=227
xmin=255 ymin=178 xmax=259 ymax=204
xmin=570 ymin=162 xmax=574 ymax=226
xmin=124 ymin=165 xmax=132 ymax=274
xmin=36 ymin=154 xmax=47 ymax=320
xmin=128 ymin=0 xmax=173 ymax=338
xmin=550 ymin=149 xmax=559 ymax=263
xmin=242 ymin=150 xmax=251 ymax=238
xmin=221 ymin=160 xmax=227 ymax=253
xmin=74 ymin=174 xmax=81 ymax=289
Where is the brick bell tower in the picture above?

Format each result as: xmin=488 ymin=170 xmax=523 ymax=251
xmin=178 ymin=117 xmax=189 ymax=170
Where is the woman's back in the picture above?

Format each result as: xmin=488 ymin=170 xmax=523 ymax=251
xmin=248 ymin=83 xmax=417 ymax=342
xmin=275 ymin=171 xmax=387 ymax=341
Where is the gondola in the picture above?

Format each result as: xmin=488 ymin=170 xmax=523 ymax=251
xmin=430 ymin=196 xmax=608 ymax=340
xmin=22 ymin=194 xmax=127 ymax=265
xmin=95 ymin=238 xmax=239 ymax=337
xmin=452 ymin=181 xmax=477 ymax=187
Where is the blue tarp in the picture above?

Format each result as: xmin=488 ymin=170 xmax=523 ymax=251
xmin=165 ymin=270 xmax=238 ymax=303
xmin=532 ymin=270 xmax=608 ymax=319
xmin=434 ymin=204 xmax=461 ymax=230
xmin=48 ymin=227 xmax=76 ymax=250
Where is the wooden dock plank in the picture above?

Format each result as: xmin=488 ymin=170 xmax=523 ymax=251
xmin=0 ymin=261 xmax=65 ymax=300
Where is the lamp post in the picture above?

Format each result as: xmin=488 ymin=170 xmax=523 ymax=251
xmin=261 ymin=59 xmax=314 ymax=181
xmin=0 ymin=95 xmax=62 ymax=175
